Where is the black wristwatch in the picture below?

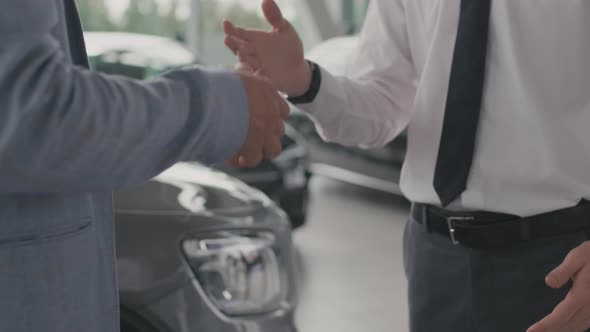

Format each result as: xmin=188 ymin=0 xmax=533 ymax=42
xmin=287 ymin=61 xmax=322 ymax=105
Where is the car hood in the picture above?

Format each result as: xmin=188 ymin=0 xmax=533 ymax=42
xmin=114 ymin=163 xmax=272 ymax=216
xmin=115 ymin=163 xmax=291 ymax=306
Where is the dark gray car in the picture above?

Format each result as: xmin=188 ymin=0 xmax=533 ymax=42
xmin=114 ymin=163 xmax=298 ymax=332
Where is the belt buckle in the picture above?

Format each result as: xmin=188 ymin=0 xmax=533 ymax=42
xmin=446 ymin=216 xmax=474 ymax=245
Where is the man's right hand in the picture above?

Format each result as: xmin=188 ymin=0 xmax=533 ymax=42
xmin=232 ymin=72 xmax=289 ymax=168
xmin=223 ymin=0 xmax=312 ymax=98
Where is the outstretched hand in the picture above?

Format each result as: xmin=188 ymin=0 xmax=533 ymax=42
xmin=223 ymin=0 xmax=312 ymax=97
xmin=231 ymin=71 xmax=289 ymax=168
xmin=528 ymin=241 xmax=590 ymax=332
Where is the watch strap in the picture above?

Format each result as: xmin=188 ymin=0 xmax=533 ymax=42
xmin=287 ymin=61 xmax=322 ymax=105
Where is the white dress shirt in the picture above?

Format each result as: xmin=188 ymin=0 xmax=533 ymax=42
xmin=298 ymin=0 xmax=590 ymax=216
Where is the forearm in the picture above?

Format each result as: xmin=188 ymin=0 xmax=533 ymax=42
xmin=0 ymin=37 xmax=248 ymax=193
xmin=295 ymin=67 xmax=414 ymax=148
xmin=290 ymin=0 xmax=415 ymax=149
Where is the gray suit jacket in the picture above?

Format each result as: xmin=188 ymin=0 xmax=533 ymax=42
xmin=0 ymin=1 xmax=249 ymax=331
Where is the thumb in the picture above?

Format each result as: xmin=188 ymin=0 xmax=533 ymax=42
xmin=228 ymin=154 xmax=241 ymax=167
xmin=262 ymin=0 xmax=287 ymax=30
xmin=546 ymin=247 xmax=586 ymax=289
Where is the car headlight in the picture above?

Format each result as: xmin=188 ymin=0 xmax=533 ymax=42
xmin=182 ymin=231 xmax=288 ymax=316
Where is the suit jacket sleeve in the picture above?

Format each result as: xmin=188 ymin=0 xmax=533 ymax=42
xmin=0 ymin=0 xmax=249 ymax=193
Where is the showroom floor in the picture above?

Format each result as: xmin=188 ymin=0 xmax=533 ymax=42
xmin=294 ymin=177 xmax=410 ymax=332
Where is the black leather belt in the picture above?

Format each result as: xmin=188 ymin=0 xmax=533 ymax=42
xmin=411 ymin=201 xmax=590 ymax=249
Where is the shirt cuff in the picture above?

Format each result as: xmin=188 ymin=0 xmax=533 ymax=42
xmin=296 ymin=66 xmax=348 ymax=117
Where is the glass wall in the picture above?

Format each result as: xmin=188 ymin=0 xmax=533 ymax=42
xmin=77 ymin=0 xmax=370 ymax=66
xmin=77 ymin=0 xmax=189 ymax=39
xmin=353 ymin=0 xmax=370 ymax=33
xmin=195 ymin=0 xmax=298 ymax=65
xmin=77 ymin=0 xmax=301 ymax=65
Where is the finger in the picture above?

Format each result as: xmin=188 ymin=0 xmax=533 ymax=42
xmin=231 ymin=36 xmax=257 ymax=56
xmin=223 ymin=20 xmax=251 ymax=41
xmin=228 ymin=154 xmax=241 ymax=167
xmin=238 ymin=52 xmax=261 ymax=70
xmin=238 ymin=120 xmax=265 ymax=168
xmin=224 ymin=35 xmax=257 ymax=57
xmin=223 ymin=20 xmax=243 ymax=40
xmin=547 ymin=247 xmax=587 ymax=289
xmin=224 ymin=35 xmax=240 ymax=55
xmin=263 ymin=137 xmax=282 ymax=160
xmin=277 ymin=96 xmax=290 ymax=120
xmin=222 ymin=20 xmax=233 ymax=34
xmin=238 ymin=135 xmax=264 ymax=167
xmin=527 ymin=295 xmax=582 ymax=332
xmin=241 ymin=155 xmax=262 ymax=167
xmin=270 ymin=95 xmax=286 ymax=137
xmin=272 ymin=117 xmax=285 ymax=137
xmin=262 ymin=0 xmax=287 ymax=30
xmin=238 ymin=150 xmax=263 ymax=168
xmin=234 ymin=62 xmax=254 ymax=74
xmin=558 ymin=307 xmax=590 ymax=332
xmin=252 ymin=69 xmax=272 ymax=83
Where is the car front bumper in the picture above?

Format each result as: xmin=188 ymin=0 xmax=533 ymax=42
xmin=140 ymin=278 xmax=298 ymax=332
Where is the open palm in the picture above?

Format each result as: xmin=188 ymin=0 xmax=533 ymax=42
xmin=223 ymin=0 xmax=311 ymax=97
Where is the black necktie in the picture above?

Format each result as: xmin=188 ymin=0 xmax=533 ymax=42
xmin=433 ymin=0 xmax=492 ymax=207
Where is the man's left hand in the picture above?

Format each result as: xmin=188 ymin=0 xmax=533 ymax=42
xmin=528 ymin=241 xmax=590 ymax=332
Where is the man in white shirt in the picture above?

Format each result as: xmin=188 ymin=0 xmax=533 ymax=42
xmin=224 ymin=0 xmax=590 ymax=331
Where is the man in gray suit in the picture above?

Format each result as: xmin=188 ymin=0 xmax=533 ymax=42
xmin=0 ymin=0 xmax=288 ymax=331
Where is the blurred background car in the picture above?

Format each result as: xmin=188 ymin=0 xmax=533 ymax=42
xmin=86 ymin=32 xmax=311 ymax=229
xmin=115 ymin=163 xmax=298 ymax=332
xmin=85 ymin=32 xmax=200 ymax=78
xmin=287 ymin=36 xmax=407 ymax=195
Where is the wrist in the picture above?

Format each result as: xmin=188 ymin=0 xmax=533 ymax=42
xmin=284 ymin=60 xmax=313 ymax=97
xmin=286 ymin=61 xmax=322 ymax=105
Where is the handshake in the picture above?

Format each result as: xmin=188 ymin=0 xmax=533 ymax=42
xmin=233 ymin=72 xmax=289 ymax=168
xmin=227 ymin=0 xmax=312 ymax=168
